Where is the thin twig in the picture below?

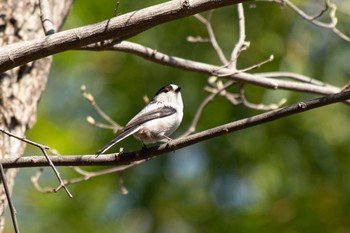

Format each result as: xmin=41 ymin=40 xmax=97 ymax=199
xmin=0 ymin=162 xmax=19 ymax=233
xmin=86 ymin=116 xmax=117 ymax=131
xmin=81 ymin=85 xmax=121 ymax=132
xmin=187 ymin=36 xmax=210 ymax=43
xmin=204 ymin=78 xmax=285 ymax=110
xmin=180 ymin=80 xmax=236 ymax=137
xmin=254 ymin=71 xmax=329 ymax=86
xmin=309 ymin=1 xmax=329 ymax=20
xmin=230 ymin=3 xmax=247 ymax=69
xmin=39 ymin=0 xmax=55 ymax=35
xmin=118 ymin=172 xmax=128 ymax=195
xmin=238 ymin=85 xmax=286 ymax=110
xmin=239 ymin=55 xmax=274 ymax=72
xmin=270 ymin=0 xmax=337 ymax=28
xmin=31 ymin=161 xmax=145 ymax=194
xmin=332 ymin=27 xmax=350 ymax=43
xmin=114 ymin=1 xmax=120 ymax=17
xmin=221 ymin=55 xmax=274 ymax=76
xmin=262 ymin=0 xmax=350 ymax=42
xmin=0 ymin=129 xmax=72 ymax=198
xmin=194 ymin=12 xmax=229 ymax=65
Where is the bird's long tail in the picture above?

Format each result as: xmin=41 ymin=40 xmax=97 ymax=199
xmin=96 ymin=126 xmax=141 ymax=156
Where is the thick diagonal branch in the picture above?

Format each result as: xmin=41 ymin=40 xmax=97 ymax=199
xmin=0 ymin=0 xmax=244 ymax=73
xmin=2 ymin=89 xmax=350 ymax=169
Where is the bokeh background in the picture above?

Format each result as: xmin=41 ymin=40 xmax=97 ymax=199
xmin=5 ymin=0 xmax=350 ymax=232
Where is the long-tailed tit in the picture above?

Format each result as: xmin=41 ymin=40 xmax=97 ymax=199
xmin=96 ymin=84 xmax=183 ymax=156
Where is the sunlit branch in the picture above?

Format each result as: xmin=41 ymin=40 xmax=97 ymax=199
xmin=31 ymin=161 xmax=144 ymax=194
xmin=194 ymin=12 xmax=229 ymax=64
xmin=238 ymin=85 xmax=286 ymax=110
xmin=0 ymin=129 xmax=72 ymax=198
xmin=81 ymin=41 xmax=343 ymax=97
xmin=254 ymin=72 xmax=329 ymax=86
xmin=0 ymin=162 xmax=19 ymax=233
xmin=2 ymin=90 xmax=350 ymax=168
xmin=0 ymin=0 xmax=246 ymax=73
xmin=262 ymin=0 xmax=350 ymax=42
xmin=81 ymin=85 xmax=122 ymax=132
xmin=39 ymin=0 xmax=55 ymax=35
xmin=180 ymin=80 xmax=236 ymax=137
xmin=230 ymin=3 xmax=247 ymax=69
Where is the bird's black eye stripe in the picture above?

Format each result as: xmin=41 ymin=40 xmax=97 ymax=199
xmin=162 ymin=86 xmax=172 ymax=93
xmin=155 ymin=85 xmax=172 ymax=96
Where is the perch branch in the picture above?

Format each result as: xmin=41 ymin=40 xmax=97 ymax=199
xmin=2 ymin=89 xmax=350 ymax=168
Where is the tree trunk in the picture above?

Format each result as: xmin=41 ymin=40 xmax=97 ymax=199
xmin=0 ymin=0 xmax=73 ymax=231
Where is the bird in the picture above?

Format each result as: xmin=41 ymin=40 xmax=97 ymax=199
xmin=96 ymin=84 xmax=183 ymax=156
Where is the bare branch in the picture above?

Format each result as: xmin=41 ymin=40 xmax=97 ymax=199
xmin=0 ymin=162 xmax=19 ymax=233
xmin=81 ymin=85 xmax=122 ymax=132
xmin=187 ymin=36 xmax=210 ymax=43
xmin=204 ymin=78 xmax=285 ymax=111
xmin=86 ymin=116 xmax=116 ymax=131
xmin=309 ymin=1 xmax=329 ymax=21
xmin=239 ymin=55 xmax=274 ymax=72
xmin=31 ymin=161 xmax=144 ymax=194
xmin=0 ymin=0 xmax=245 ymax=73
xmin=194 ymin=12 xmax=229 ymax=64
xmin=230 ymin=3 xmax=248 ymax=69
xmin=265 ymin=0 xmax=350 ymax=42
xmin=89 ymin=41 xmax=343 ymax=97
xmin=181 ymin=80 xmax=236 ymax=137
xmin=2 ymin=90 xmax=350 ymax=169
xmin=254 ymin=71 xmax=329 ymax=86
xmin=0 ymin=129 xmax=72 ymax=198
xmin=39 ymin=0 xmax=55 ymax=35
xmin=332 ymin=27 xmax=350 ymax=43
xmin=238 ymin=85 xmax=286 ymax=110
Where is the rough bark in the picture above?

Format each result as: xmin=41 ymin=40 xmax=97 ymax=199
xmin=0 ymin=0 xmax=73 ymax=231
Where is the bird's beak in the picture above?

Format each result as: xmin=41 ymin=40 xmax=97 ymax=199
xmin=175 ymin=86 xmax=181 ymax=92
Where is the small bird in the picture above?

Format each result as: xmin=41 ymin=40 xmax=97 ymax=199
xmin=96 ymin=84 xmax=183 ymax=156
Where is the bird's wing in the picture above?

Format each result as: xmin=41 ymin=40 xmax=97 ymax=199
xmin=124 ymin=105 xmax=176 ymax=131
xmin=96 ymin=106 xmax=176 ymax=156
xmin=96 ymin=125 xmax=142 ymax=156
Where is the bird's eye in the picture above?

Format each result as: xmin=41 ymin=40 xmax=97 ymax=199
xmin=163 ymin=90 xmax=169 ymax=93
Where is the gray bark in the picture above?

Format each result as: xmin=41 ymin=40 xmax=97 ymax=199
xmin=0 ymin=0 xmax=73 ymax=231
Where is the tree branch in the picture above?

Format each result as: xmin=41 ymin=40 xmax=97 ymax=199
xmin=265 ymin=0 xmax=350 ymax=42
xmin=0 ymin=0 xmax=244 ymax=73
xmin=39 ymin=0 xmax=55 ymax=35
xmin=0 ymin=162 xmax=19 ymax=233
xmin=0 ymin=129 xmax=72 ymax=198
xmin=2 ymin=89 xmax=350 ymax=169
xmin=194 ymin=11 xmax=229 ymax=64
xmin=84 ymin=41 xmax=343 ymax=97
xmin=230 ymin=3 xmax=247 ymax=69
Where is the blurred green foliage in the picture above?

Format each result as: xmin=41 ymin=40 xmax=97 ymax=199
xmin=5 ymin=0 xmax=350 ymax=232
